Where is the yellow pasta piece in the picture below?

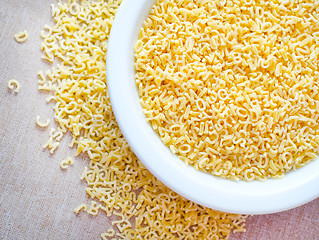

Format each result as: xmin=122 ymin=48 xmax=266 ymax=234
xmin=7 ymin=79 xmax=20 ymax=93
xmin=36 ymin=115 xmax=50 ymax=128
xmin=101 ymin=229 xmax=115 ymax=239
xmin=60 ymin=157 xmax=74 ymax=170
xmin=14 ymin=30 xmax=28 ymax=43
xmin=74 ymin=204 xmax=87 ymax=214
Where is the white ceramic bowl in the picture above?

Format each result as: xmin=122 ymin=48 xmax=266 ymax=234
xmin=106 ymin=0 xmax=319 ymax=214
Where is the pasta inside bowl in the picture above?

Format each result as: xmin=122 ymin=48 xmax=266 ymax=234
xmin=106 ymin=0 xmax=319 ymax=214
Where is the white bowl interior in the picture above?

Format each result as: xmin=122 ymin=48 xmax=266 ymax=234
xmin=106 ymin=0 xmax=319 ymax=214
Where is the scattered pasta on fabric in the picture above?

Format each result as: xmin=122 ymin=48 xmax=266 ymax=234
xmin=36 ymin=115 xmax=50 ymax=128
xmin=42 ymin=128 xmax=63 ymax=154
xmin=14 ymin=30 xmax=28 ymax=43
xmin=101 ymin=229 xmax=116 ymax=239
xmin=7 ymin=79 xmax=20 ymax=93
xmin=135 ymin=0 xmax=319 ymax=181
xmin=39 ymin=0 xmax=246 ymax=239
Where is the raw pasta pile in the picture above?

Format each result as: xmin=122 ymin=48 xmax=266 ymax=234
xmin=39 ymin=0 xmax=246 ymax=239
xmin=135 ymin=0 xmax=319 ymax=181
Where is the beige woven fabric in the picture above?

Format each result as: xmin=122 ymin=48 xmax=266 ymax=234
xmin=0 ymin=1 xmax=318 ymax=239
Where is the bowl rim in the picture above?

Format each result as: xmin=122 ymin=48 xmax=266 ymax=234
xmin=106 ymin=0 xmax=319 ymax=214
